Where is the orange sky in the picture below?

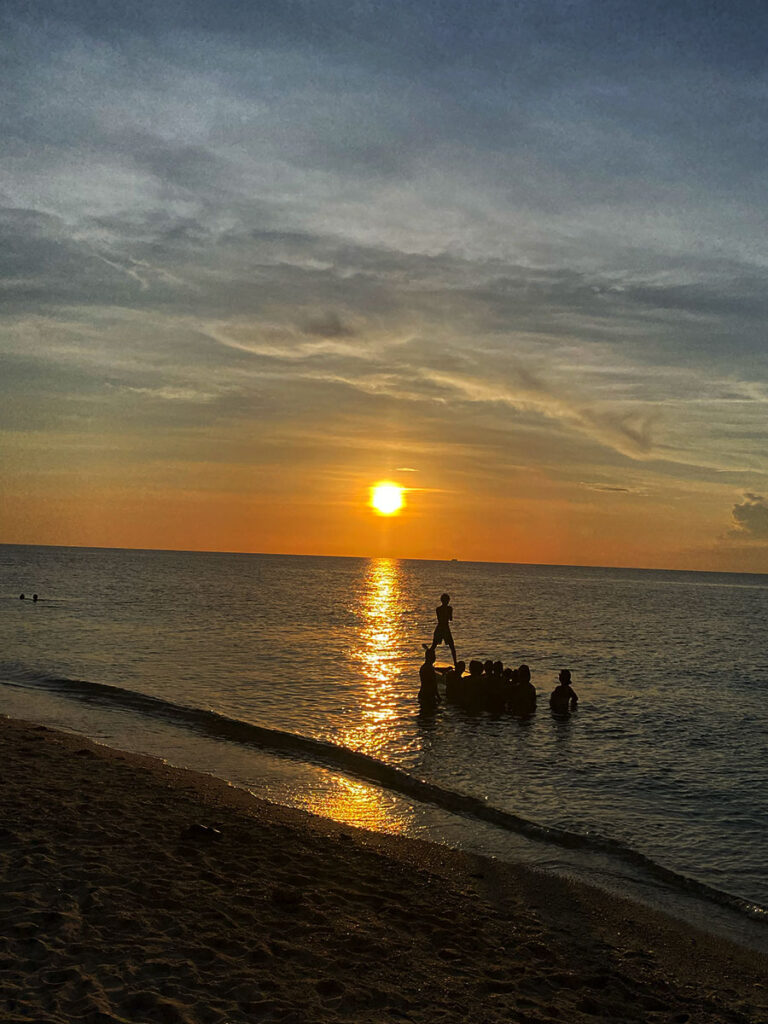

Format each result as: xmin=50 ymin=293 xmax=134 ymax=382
xmin=4 ymin=451 xmax=768 ymax=572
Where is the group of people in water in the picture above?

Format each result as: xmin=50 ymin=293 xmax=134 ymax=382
xmin=418 ymin=593 xmax=579 ymax=717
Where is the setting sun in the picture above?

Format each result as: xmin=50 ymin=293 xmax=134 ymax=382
xmin=370 ymin=482 xmax=404 ymax=516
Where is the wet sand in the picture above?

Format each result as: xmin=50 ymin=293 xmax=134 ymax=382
xmin=1 ymin=714 xmax=766 ymax=1023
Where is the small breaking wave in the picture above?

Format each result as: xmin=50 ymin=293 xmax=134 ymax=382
xmin=2 ymin=664 xmax=767 ymax=925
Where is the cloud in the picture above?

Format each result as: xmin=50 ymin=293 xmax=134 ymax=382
xmin=579 ymin=482 xmax=637 ymax=494
xmin=730 ymin=493 xmax=768 ymax=540
xmin=111 ymin=384 xmax=218 ymax=403
xmin=421 ymin=367 xmax=660 ymax=461
xmin=2 ymin=196 xmax=765 ymax=489
xmin=300 ymin=311 xmax=355 ymax=338
xmin=202 ymin=321 xmax=368 ymax=363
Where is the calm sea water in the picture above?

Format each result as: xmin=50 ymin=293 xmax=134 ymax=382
xmin=2 ymin=544 xmax=767 ymax=938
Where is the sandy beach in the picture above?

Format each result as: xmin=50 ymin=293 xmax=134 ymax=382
xmin=1 ymin=715 xmax=766 ymax=1024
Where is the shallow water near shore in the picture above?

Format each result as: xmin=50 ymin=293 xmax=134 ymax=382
xmin=2 ymin=544 xmax=768 ymax=941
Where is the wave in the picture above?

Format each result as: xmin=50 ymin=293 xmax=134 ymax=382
xmin=3 ymin=665 xmax=767 ymax=924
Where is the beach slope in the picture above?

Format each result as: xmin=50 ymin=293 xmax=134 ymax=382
xmin=1 ymin=715 xmax=766 ymax=1023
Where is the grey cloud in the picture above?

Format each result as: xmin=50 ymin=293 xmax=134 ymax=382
xmin=9 ymin=1 xmax=768 ymax=80
xmin=624 ymin=278 xmax=768 ymax=322
xmin=4 ymin=21 xmax=768 ymax=361
xmin=4 ymin=198 xmax=768 ymax=414
xmin=579 ymin=482 xmax=644 ymax=495
xmin=730 ymin=493 xmax=768 ymax=540
xmin=121 ymin=133 xmax=229 ymax=193
xmin=300 ymin=311 xmax=355 ymax=339
xmin=0 ymin=351 xmax=104 ymax=399
xmin=0 ymin=207 xmax=184 ymax=310
xmin=5 ymin=201 xmax=766 ymax=487
xmin=5 ymin=9 xmax=768 ymax=271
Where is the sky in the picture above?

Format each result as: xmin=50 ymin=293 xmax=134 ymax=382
xmin=2 ymin=0 xmax=768 ymax=570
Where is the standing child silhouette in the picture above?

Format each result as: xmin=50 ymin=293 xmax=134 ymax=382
xmin=427 ymin=592 xmax=457 ymax=666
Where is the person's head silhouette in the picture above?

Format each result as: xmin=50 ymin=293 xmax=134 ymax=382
xmin=518 ymin=664 xmax=531 ymax=683
xmin=559 ymin=669 xmax=571 ymax=685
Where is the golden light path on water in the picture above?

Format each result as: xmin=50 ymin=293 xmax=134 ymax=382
xmin=353 ymin=558 xmax=404 ymax=729
xmin=301 ymin=559 xmax=415 ymax=833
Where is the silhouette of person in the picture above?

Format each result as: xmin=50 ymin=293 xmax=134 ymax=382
xmin=510 ymin=663 xmax=537 ymax=716
xmin=464 ymin=660 xmax=484 ymax=709
xmin=32 ymin=594 xmax=38 ymax=603
xmin=445 ymin=660 xmax=466 ymax=702
xmin=502 ymin=667 xmax=517 ymax=708
xmin=483 ymin=660 xmax=505 ymax=713
xmin=550 ymin=669 xmax=578 ymax=715
xmin=418 ymin=648 xmax=441 ymax=708
xmin=428 ymin=592 xmax=457 ymax=666
xmin=19 ymin=594 xmax=25 ymax=600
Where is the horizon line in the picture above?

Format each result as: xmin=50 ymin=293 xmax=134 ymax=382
xmin=1 ymin=540 xmax=767 ymax=579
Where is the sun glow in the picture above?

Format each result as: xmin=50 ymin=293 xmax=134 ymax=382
xmin=370 ymin=482 xmax=404 ymax=516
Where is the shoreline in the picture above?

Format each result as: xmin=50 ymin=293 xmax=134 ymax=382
xmin=2 ymin=714 xmax=767 ymax=1023
xmin=3 ymin=677 xmax=767 ymax=943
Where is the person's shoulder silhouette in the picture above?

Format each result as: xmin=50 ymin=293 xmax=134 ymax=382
xmin=550 ymin=669 xmax=578 ymax=715
xmin=510 ymin=663 xmax=536 ymax=715
xmin=419 ymin=648 xmax=440 ymax=707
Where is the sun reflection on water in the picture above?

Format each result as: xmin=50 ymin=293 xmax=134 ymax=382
xmin=299 ymin=773 xmax=410 ymax=833
xmin=295 ymin=558 xmax=420 ymax=833
xmin=300 ymin=559 xmax=419 ymax=833
xmin=339 ymin=559 xmax=410 ymax=761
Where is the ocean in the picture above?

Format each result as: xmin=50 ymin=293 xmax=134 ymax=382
xmin=2 ymin=544 xmax=767 ymax=946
